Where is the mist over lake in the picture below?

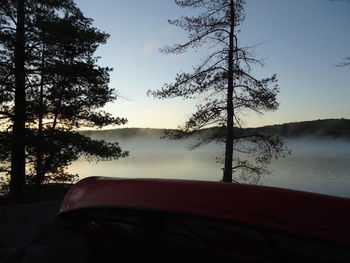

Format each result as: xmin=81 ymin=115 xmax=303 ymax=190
xmin=261 ymin=139 xmax=350 ymax=198
xmin=68 ymin=130 xmax=350 ymax=198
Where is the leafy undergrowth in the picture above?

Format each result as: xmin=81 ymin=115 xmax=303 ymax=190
xmin=0 ymin=183 xmax=72 ymax=206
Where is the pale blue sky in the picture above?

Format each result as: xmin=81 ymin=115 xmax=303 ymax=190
xmin=74 ymin=0 xmax=350 ymax=128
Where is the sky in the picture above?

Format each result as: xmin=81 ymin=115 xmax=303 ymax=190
xmin=74 ymin=0 xmax=350 ymax=129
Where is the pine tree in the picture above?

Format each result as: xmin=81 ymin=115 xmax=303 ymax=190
xmin=0 ymin=0 xmax=128 ymax=191
xmin=0 ymin=0 xmax=26 ymax=196
xmin=148 ymin=0 xmax=287 ymax=183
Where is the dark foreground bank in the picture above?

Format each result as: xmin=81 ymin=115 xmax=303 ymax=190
xmin=0 ymin=200 xmax=89 ymax=263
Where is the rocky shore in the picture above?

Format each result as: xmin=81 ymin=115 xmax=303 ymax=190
xmin=0 ymin=200 xmax=89 ymax=263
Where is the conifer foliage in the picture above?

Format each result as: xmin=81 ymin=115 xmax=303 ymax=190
xmin=148 ymin=0 xmax=287 ymax=183
xmin=0 ymin=0 xmax=127 ymax=193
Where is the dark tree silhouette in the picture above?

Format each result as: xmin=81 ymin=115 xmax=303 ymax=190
xmin=0 ymin=0 xmax=27 ymax=196
xmin=148 ymin=0 xmax=287 ymax=183
xmin=336 ymin=57 xmax=350 ymax=67
xmin=330 ymin=0 xmax=349 ymax=67
xmin=11 ymin=0 xmax=26 ymax=197
xmin=0 ymin=0 xmax=128 ymax=191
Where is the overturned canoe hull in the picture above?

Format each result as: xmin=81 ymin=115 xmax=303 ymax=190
xmin=60 ymin=177 xmax=350 ymax=261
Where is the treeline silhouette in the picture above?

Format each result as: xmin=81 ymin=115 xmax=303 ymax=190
xmin=253 ymin=119 xmax=350 ymax=139
xmin=81 ymin=119 xmax=350 ymax=140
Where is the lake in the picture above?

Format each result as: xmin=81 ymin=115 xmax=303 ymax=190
xmin=68 ymin=137 xmax=350 ymax=198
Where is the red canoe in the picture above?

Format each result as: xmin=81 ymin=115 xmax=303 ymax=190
xmin=60 ymin=177 xmax=350 ymax=261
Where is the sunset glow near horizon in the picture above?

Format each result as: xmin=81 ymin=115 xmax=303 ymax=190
xmin=75 ymin=0 xmax=350 ymax=129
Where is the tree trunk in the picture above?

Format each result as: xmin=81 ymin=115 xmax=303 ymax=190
xmin=39 ymin=84 xmax=64 ymax=181
xmin=223 ymin=0 xmax=235 ymax=183
xmin=35 ymin=45 xmax=45 ymax=186
xmin=10 ymin=0 xmax=26 ymax=197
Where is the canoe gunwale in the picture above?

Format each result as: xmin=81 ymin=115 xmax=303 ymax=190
xmin=59 ymin=204 xmax=350 ymax=251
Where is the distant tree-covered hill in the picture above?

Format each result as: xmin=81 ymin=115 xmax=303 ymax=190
xmin=80 ymin=119 xmax=350 ymax=140
xmin=252 ymin=119 xmax=350 ymax=139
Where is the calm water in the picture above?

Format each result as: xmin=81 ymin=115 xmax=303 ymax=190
xmin=68 ymin=137 xmax=350 ymax=198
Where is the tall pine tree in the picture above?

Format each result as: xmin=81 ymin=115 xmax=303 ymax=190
xmin=149 ymin=0 xmax=287 ymax=183
xmin=0 ymin=0 xmax=128 ymax=192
